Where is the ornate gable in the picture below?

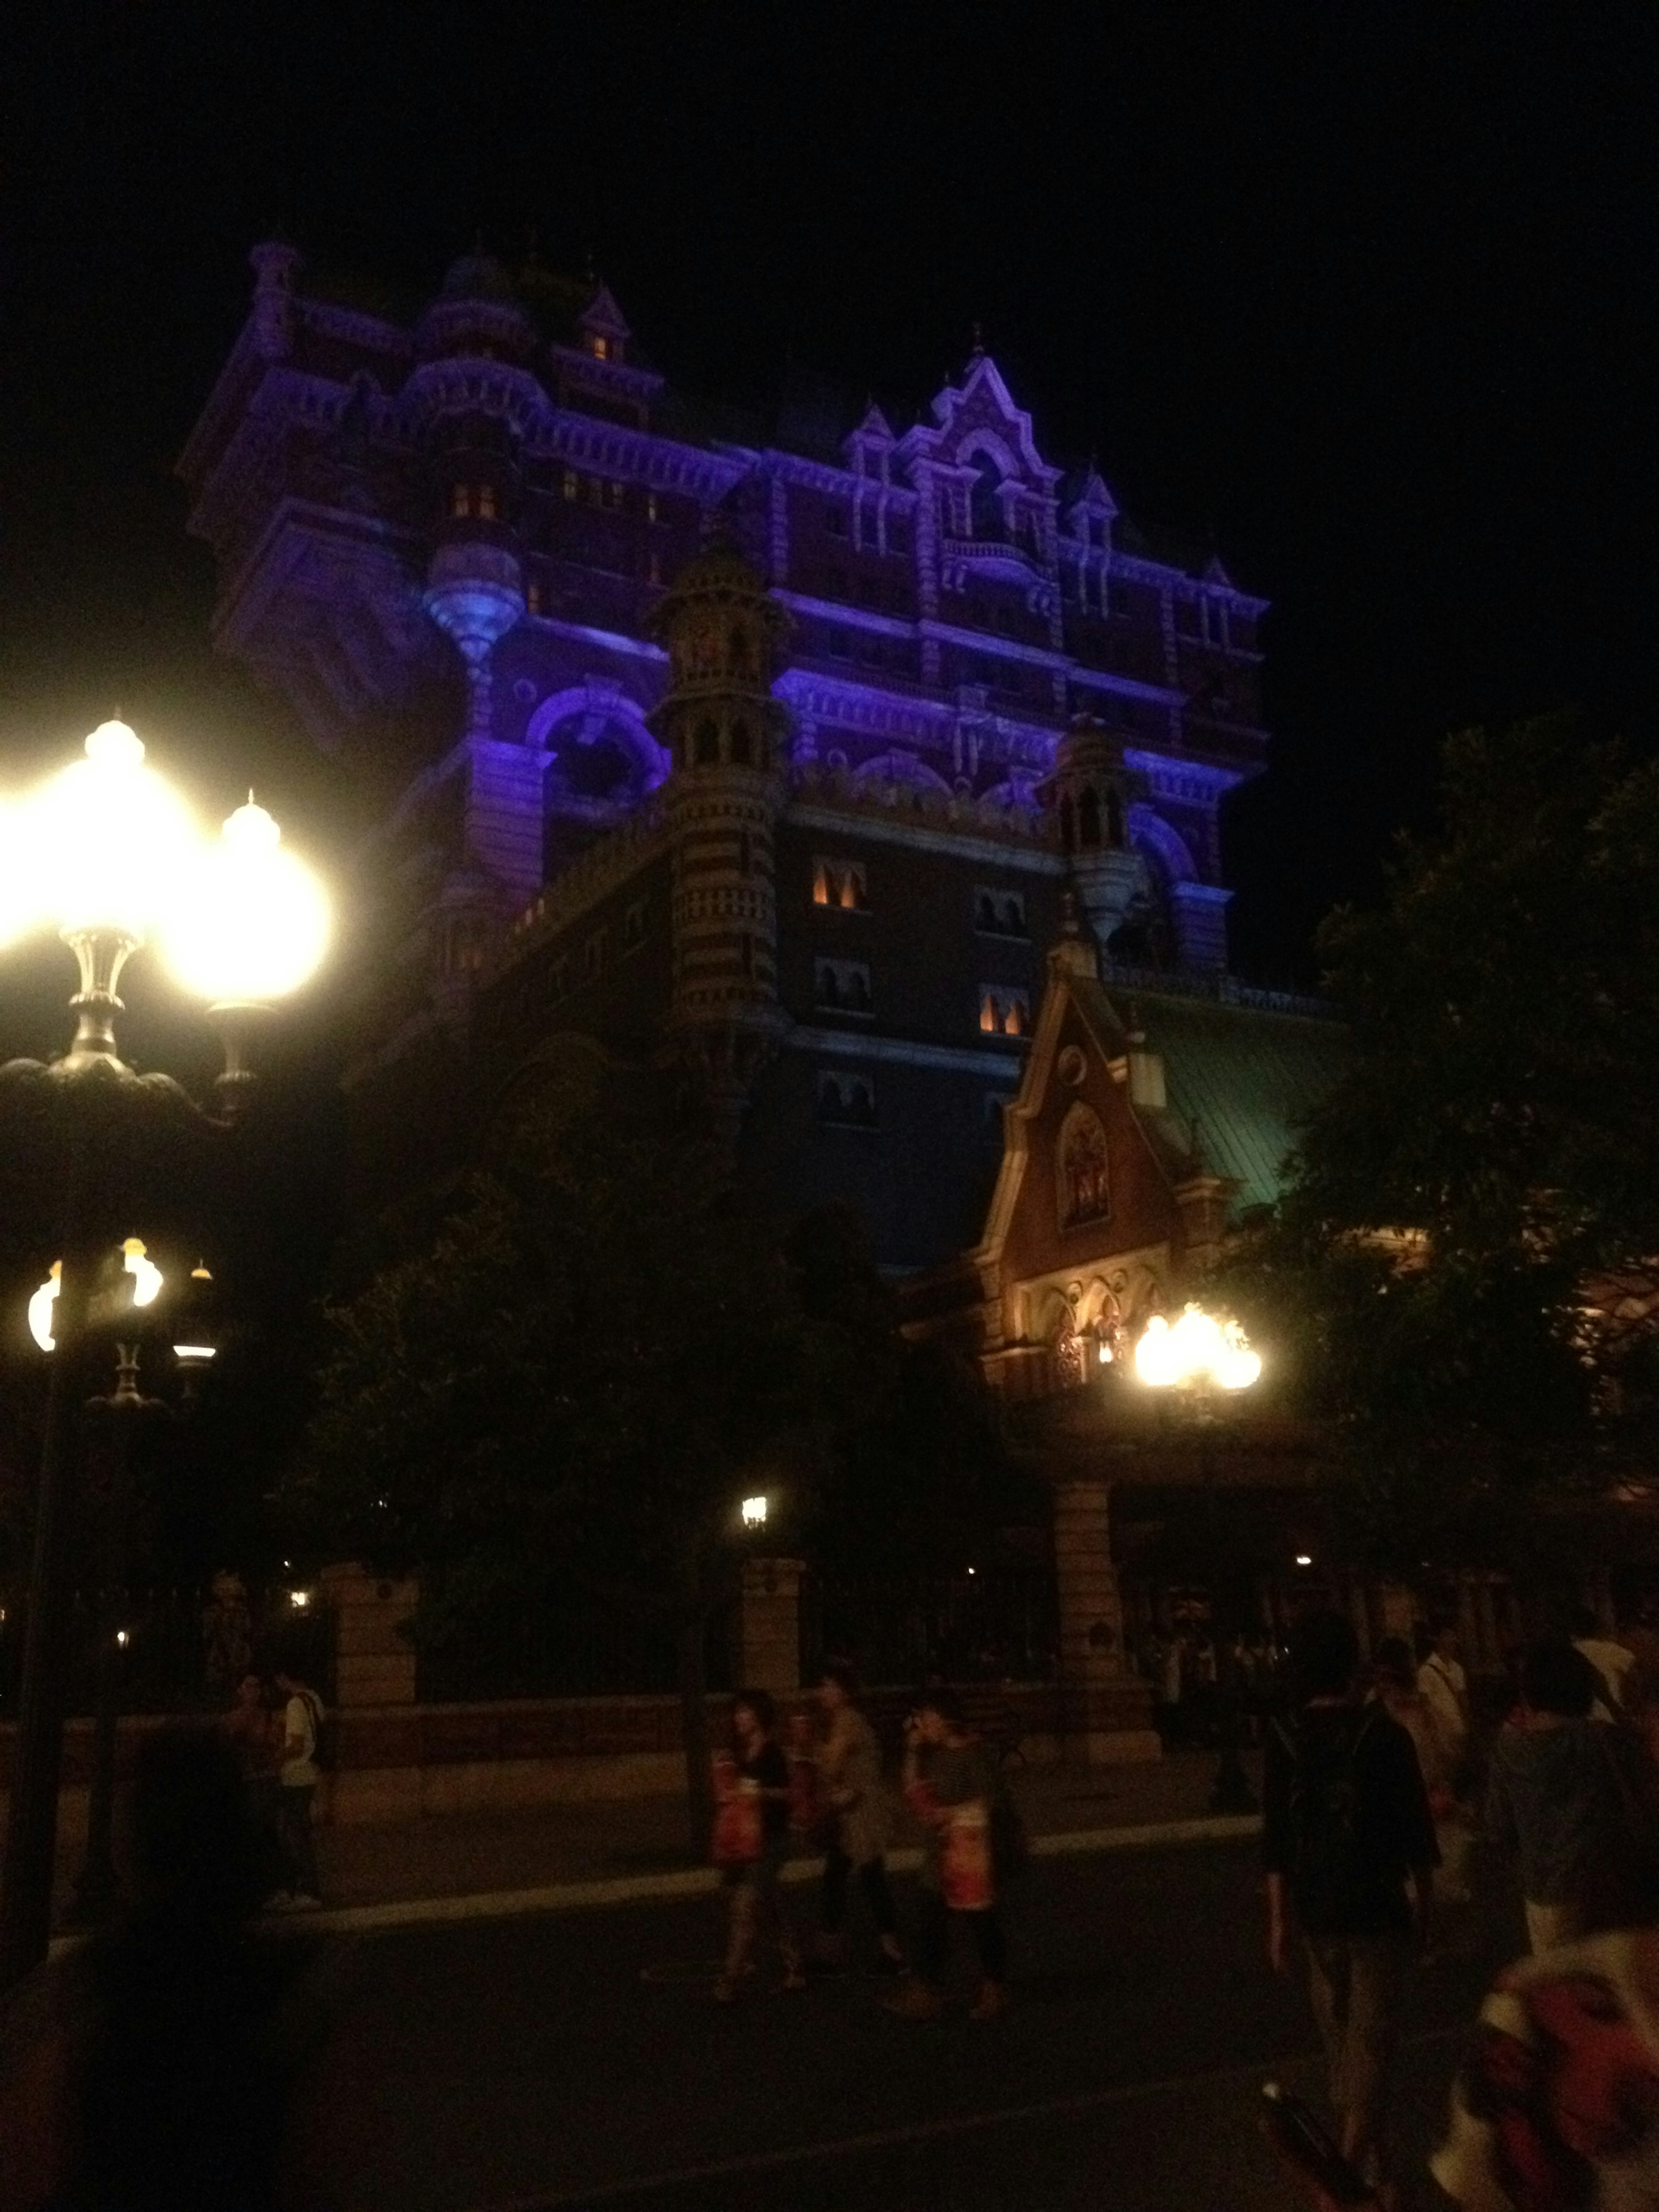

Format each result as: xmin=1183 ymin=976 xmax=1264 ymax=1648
xmin=897 ymin=351 xmax=1062 ymax=490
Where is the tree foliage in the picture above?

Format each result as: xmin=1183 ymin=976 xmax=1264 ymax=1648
xmin=1241 ymin=716 xmax=1659 ymax=1568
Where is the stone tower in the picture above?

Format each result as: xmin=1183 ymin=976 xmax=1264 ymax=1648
xmin=646 ymin=539 xmax=791 ymax=1139
xmin=1047 ymin=714 xmax=1150 ymax=950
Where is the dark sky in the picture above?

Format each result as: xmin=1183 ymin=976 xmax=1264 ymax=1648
xmin=4 ymin=1 xmax=1657 ymax=985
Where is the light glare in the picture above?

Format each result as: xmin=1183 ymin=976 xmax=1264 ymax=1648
xmin=23 ymin=722 xmax=200 ymax=941
xmin=1132 ymin=1304 xmax=1262 ymax=1393
xmin=740 ymin=1494 xmax=768 ymax=1529
xmin=161 ymin=799 xmax=331 ymax=1004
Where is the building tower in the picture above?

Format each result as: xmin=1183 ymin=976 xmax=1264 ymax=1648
xmin=646 ymin=540 xmax=791 ymax=1140
xmin=1047 ymin=715 xmax=1150 ymax=953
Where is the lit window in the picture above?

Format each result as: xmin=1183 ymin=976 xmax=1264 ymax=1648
xmin=478 ymin=484 xmax=499 ymax=522
xmin=525 ymin=581 xmax=543 ymax=616
xmin=450 ymin=484 xmax=473 ymax=519
xmin=812 ymin=857 xmax=867 ymax=910
xmin=591 ymin=334 xmax=610 ymax=361
xmin=979 ymin=986 xmax=1030 ymax=1037
xmin=562 ymin=468 xmax=579 ymax=502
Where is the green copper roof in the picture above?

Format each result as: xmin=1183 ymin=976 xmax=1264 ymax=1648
xmin=1127 ymin=989 xmax=1348 ymax=1214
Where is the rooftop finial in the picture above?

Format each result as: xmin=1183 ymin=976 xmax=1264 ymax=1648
xmin=969 ymin=319 xmax=985 ymax=360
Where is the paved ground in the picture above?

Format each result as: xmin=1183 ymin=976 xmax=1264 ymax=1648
xmin=299 ymin=1837 xmax=1521 ymax=2212
xmin=309 ymin=1752 xmax=1260 ymax=1912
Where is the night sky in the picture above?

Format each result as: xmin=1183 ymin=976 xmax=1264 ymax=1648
xmin=4 ymin=3 xmax=1657 ymax=986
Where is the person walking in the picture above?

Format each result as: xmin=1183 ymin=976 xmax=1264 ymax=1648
xmin=885 ymin=1688 xmax=1009 ymax=2022
xmin=1417 ymin=1621 xmax=1471 ymax=1776
xmin=1484 ymin=1636 xmax=1659 ymax=1954
xmin=711 ymin=1691 xmax=804 ymax=2004
xmin=270 ymin=1665 xmax=326 ymax=1910
xmin=1264 ymin=1610 xmax=1438 ymax=2198
xmin=811 ymin=1662 xmax=903 ymax=1974
xmin=1373 ymin=1637 xmax=1473 ymax=1910
xmin=219 ymin=1671 xmax=280 ymax=1904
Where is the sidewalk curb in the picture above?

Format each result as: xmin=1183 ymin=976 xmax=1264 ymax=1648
xmin=283 ymin=1812 xmax=1262 ymax=1939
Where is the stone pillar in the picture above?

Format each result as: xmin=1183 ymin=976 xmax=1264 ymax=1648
xmin=323 ymin=1564 xmax=418 ymax=1709
xmin=736 ymin=1558 xmax=804 ymax=1694
xmin=1053 ymin=1478 xmax=1158 ymax=1762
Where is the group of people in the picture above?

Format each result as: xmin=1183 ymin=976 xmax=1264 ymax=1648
xmin=1263 ymin=1605 xmax=1659 ymax=2208
xmin=218 ymin=1663 xmax=329 ymax=1912
xmin=710 ymin=1661 xmax=1018 ymax=2021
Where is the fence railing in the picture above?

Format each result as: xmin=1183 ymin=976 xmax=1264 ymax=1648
xmin=800 ymin=1568 xmax=1059 ymax=1689
xmin=0 ymin=1583 xmax=335 ymax=1722
xmin=413 ymin=1599 xmax=736 ymax=1704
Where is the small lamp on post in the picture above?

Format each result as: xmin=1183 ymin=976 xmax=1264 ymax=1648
xmin=1132 ymin=1303 xmax=1263 ymax=1814
xmin=0 ymin=721 xmax=329 ymax=1990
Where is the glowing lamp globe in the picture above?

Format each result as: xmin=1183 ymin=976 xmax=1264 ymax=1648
xmin=0 ymin=798 xmax=39 ymax=948
xmin=27 ymin=1239 xmax=163 ymax=1353
xmin=162 ymin=799 xmax=331 ymax=1004
xmin=25 ymin=722 xmax=200 ymax=942
xmin=1132 ymin=1303 xmax=1261 ymax=1393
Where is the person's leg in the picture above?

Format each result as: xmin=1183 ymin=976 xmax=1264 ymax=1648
xmin=820 ymin=1841 xmax=852 ymax=1934
xmin=885 ymin=1886 xmax=947 ymax=2017
xmin=1341 ymin=1933 xmax=1410 ymax=2180
xmin=755 ymin=1845 xmax=804 ymax=1988
xmin=967 ymin=1907 xmax=1008 ymax=2018
xmin=857 ymin=1857 xmax=905 ymax=1964
xmin=716 ymin=1872 xmax=756 ymax=2000
xmin=1305 ymin=1936 xmax=1352 ymax=2131
xmin=275 ymin=1785 xmax=322 ymax=1902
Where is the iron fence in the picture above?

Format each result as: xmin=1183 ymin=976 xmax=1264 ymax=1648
xmin=0 ymin=1582 xmax=334 ymax=1722
xmin=413 ymin=1597 xmax=735 ymax=1703
xmin=800 ymin=1567 xmax=1059 ymax=1689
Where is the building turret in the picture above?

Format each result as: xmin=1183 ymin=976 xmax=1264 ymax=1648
xmin=1046 ymin=715 xmax=1149 ymax=947
xmin=647 ymin=539 xmax=790 ymax=1140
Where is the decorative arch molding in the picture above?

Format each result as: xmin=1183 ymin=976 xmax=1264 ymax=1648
xmin=1126 ymin=803 xmax=1197 ymax=886
xmin=955 ymin=429 xmax=1020 ymax=482
xmin=526 ymin=680 xmax=669 ymax=791
xmin=850 ymin=747 xmax=955 ymax=797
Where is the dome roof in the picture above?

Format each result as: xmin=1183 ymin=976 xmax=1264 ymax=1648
xmin=438 ymin=251 xmax=518 ymax=304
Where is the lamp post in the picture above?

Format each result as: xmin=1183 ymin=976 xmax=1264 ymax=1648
xmin=0 ymin=721 xmax=329 ymax=1990
xmin=1131 ymin=1304 xmax=1263 ymax=1815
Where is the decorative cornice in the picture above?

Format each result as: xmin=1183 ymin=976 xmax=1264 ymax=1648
xmin=789 ymin=1026 xmax=1027 ymax=1075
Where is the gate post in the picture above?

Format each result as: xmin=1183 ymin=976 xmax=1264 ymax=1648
xmin=736 ymin=1557 xmax=804 ymax=1694
xmin=1052 ymin=1478 xmax=1159 ymax=1762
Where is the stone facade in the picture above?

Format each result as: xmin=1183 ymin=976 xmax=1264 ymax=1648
xmin=181 ymin=247 xmax=1271 ymax=1269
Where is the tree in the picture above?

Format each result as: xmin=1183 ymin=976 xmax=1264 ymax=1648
xmin=296 ymin=1056 xmax=844 ymax=1845
xmin=1241 ymin=715 xmax=1659 ymax=1576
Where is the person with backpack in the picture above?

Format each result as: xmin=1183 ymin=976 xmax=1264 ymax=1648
xmin=1263 ymin=1610 xmax=1438 ymax=2196
xmin=270 ymin=1665 xmax=327 ymax=1910
xmin=1484 ymin=1635 xmax=1659 ymax=1954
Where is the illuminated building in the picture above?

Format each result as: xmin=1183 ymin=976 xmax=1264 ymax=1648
xmin=183 ymin=245 xmax=1306 ymax=1270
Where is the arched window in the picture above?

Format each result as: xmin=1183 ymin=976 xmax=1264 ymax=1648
xmin=970 ymin=458 xmax=1004 ymax=541
xmin=1106 ymin=786 xmax=1124 ymax=848
xmin=1078 ymin=788 xmax=1102 ymax=849
xmin=1059 ymin=795 xmax=1076 ymax=854
xmin=1054 ymin=1316 xmax=1087 ymax=1391
xmin=477 ymin=484 xmax=499 ymax=522
xmin=980 ymin=991 xmax=997 ymax=1034
xmin=694 ymin=720 xmax=719 ymax=766
xmin=730 ymin=719 xmax=753 ymax=766
xmin=1058 ymin=1102 xmax=1111 ymax=1229
xmin=729 ymin=630 xmax=753 ymax=680
xmin=450 ymin=483 xmax=473 ymax=519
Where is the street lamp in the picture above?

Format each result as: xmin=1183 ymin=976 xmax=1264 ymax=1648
xmin=740 ymin=1494 xmax=769 ymax=1532
xmin=1131 ymin=1303 xmax=1263 ymax=1814
xmin=0 ymin=719 xmax=330 ymax=1989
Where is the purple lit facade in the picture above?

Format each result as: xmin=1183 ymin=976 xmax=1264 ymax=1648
xmin=181 ymin=248 xmax=1276 ymax=1268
